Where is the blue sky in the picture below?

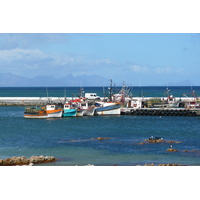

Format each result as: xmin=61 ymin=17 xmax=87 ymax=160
xmin=0 ymin=33 xmax=199 ymax=86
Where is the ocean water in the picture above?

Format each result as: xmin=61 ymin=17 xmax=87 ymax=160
xmin=1 ymin=86 xmax=200 ymax=98
xmin=0 ymin=87 xmax=200 ymax=166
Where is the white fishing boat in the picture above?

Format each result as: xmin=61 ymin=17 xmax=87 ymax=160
xmin=153 ymin=88 xmax=180 ymax=108
xmin=74 ymin=100 xmax=96 ymax=116
xmin=83 ymin=105 xmax=96 ymax=116
xmin=94 ymin=79 xmax=122 ymax=115
xmin=95 ymin=102 xmax=121 ymax=115
xmin=183 ymin=91 xmax=200 ymax=108
xmin=153 ymin=97 xmax=180 ymax=108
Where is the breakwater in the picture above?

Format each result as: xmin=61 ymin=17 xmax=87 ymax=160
xmin=0 ymin=97 xmax=66 ymax=106
xmin=0 ymin=96 xmax=195 ymax=106
xmin=1 ymin=97 xmax=200 ymax=116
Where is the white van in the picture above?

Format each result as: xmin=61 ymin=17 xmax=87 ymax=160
xmin=85 ymin=93 xmax=100 ymax=100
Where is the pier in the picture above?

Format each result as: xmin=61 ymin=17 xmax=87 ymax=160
xmin=121 ymin=108 xmax=200 ymax=116
xmin=0 ymin=97 xmax=66 ymax=106
xmin=0 ymin=96 xmax=196 ymax=106
xmin=1 ymin=96 xmax=200 ymax=116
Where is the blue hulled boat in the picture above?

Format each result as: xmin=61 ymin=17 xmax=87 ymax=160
xmin=62 ymin=103 xmax=77 ymax=117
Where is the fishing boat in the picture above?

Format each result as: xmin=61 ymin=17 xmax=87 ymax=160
xmin=152 ymin=88 xmax=180 ymax=108
xmin=62 ymin=103 xmax=77 ymax=117
xmin=113 ymin=81 xmax=132 ymax=104
xmin=94 ymin=79 xmax=121 ymax=115
xmin=183 ymin=91 xmax=200 ymax=108
xmin=70 ymin=88 xmax=96 ymax=116
xmin=67 ymin=98 xmax=84 ymax=117
xmin=76 ymin=108 xmax=84 ymax=116
xmin=82 ymin=103 xmax=96 ymax=116
xmin=95 ymin=102 xmax=121 ymax=115
xmin=153 ymin=102 xmax=180 ymax=108
xmin=153 ymin=96 xmax=180 ymax=108
xmin=24 ymin=104 xmax=63 ymax=118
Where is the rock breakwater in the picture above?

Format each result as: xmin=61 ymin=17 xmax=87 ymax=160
xmin=0 ymin=155 xmax=57 ymax=166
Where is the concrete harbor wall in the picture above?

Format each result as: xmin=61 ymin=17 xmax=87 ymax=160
xmin=0 ymin=96 xmax=196 ymax=106
xmin=0 ymin=96 xmax=106 ymax=106
xmin=0 ymin=97 xmax=66 ymax=106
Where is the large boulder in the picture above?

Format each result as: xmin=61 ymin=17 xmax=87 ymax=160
xmin=167 ymin=148 xmax=179 ymax=152
xmin=0 ymin=155 xmax=57 ymax=166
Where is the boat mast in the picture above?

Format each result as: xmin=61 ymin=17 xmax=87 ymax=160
xmin=109 ymin=79 xmax=113 ymax=102
xmin=46 ymin=87 xmax=50 ymax=103
xmin=121 ymin=81 xmax=125 ymax=104
xmin=64 ymin=88 xmax=67 ymax=103
xmin=103 ymin=86 xmax=105 ymax=101
xmin=78 ymin=87 xmax=84 ymax=98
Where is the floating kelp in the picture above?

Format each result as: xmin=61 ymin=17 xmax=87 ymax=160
xmin=58 ymin=137 xmax=111 ymax=143
xmin=97 ymin=137 xmax=111 ymax=140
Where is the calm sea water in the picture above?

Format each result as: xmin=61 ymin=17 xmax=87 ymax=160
xmin=0 ymin=87 xmax=200 ymax=166
xmin=1 ymin=86 xmax=200 ymax=98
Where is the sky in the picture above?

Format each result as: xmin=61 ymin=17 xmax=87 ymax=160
xmin=0 ymin=33 xmax=199 ymax=86
xmin=0 ymin=1 xmax=200 ymax=86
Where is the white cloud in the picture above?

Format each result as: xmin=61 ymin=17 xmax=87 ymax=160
xmin=0 ymin=48 xmax=48 ymax=63
xmin=92 ymin=58 xmax=117 ymax=65
xmin=0 ymin=48 xmax=121 ymax=79
xmin=59 ymin=55 xmax=85 ymax=65
xmin=129 ymin=65 xmax=149 ymax=73
xmin=176 ymin=68 xmax=185 ymax=75
xmin=23 ymin=64 xmax=39 ymax=70
xmin=154 ymin=67 xmax=171 ymax=74
xmin=48 ymin=52 xmax=117 ymax=67
xmin=0 ymin=47 xmax=117 ymax=67
xmin=129 ymin=65 xmax=174 ymax=77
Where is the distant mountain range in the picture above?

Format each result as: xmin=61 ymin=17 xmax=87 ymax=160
xmin=164 ymin=80 xmax=192 ymax=87
xmin=0 ymin=73 xmax=193 ymax=87
xmin=0 ymin=73 xmax=110 ymax=87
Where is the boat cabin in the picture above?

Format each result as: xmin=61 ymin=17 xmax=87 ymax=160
xmin=46 ymin=105 xmax=56 ymax=110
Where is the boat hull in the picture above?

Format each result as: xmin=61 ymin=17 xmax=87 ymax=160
xmin=24 ymin=110 xmax=62 ymax=118
xmin=83 ymin=106 xmax=96 ymax=116
xmin=63 ymin=109 xmax=77 ymax=117
xmin=95 ymin=103 xmax=121 ymax=115
xmin=76 ymin=109 xmax=84 ymax=117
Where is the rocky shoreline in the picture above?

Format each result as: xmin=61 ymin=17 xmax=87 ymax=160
xmin=0 ymin=155 xmax=57 ymax=166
